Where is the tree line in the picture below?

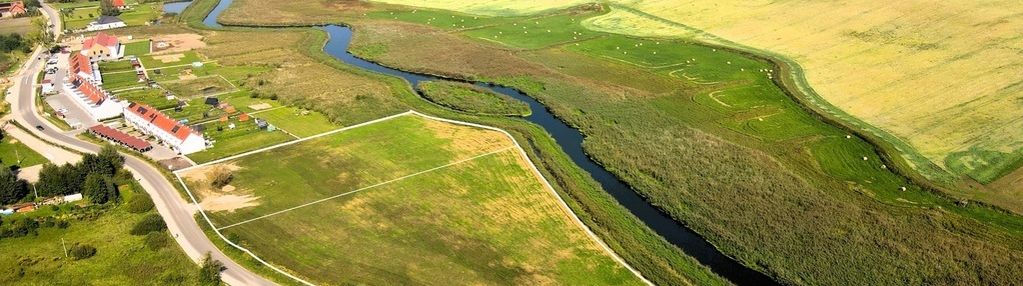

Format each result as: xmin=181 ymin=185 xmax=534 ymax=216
xmin=0 ymin=145 xmax=124 ymax=206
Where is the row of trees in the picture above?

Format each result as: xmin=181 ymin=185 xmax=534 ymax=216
xmin=0 ymin=145 xmax=124 ymax=205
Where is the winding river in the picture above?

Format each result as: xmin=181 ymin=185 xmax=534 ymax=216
xmin=187 ymin=1 xmax=777 ymax=285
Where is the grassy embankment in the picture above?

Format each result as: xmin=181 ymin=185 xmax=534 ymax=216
xmin=195 ymin=0 xmax=728 ymax=285
xmin=418 ymin=80 xmax=530 ymax=116
xmin=180 ymin=115 xmax=643 ymax=285
xmin=326 ymin=4 xmax=1023 ymax=285
xmin=0 ymin=135 xmax=46 ymax=169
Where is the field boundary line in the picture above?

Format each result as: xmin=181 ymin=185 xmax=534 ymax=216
xmin=174 ymin=175 xmax=316 ymax=286
xmin=175 ymin=111 xmax=414 ymax=173
xmin=214 ymin=145 xmax=516 ymax=230
xmin=409 ymin=111 xmax=655 ymax=286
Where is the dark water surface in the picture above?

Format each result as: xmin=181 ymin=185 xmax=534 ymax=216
xmin=201 ymin=1 xmax=777 ymax=285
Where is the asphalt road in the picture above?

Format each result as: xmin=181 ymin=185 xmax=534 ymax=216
xmin=3 ymin=4 xmax=277 ymax=286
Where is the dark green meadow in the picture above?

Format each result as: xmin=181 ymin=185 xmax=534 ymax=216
xmin=341 ymin=5 xmax=1023 ymax=285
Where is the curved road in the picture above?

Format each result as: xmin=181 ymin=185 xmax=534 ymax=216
xmin=6 ymin=3 xmax=275 ymax=285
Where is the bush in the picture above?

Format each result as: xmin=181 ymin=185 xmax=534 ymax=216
xmin=199 ymin=252 xmax=224 ymax=286
xmin=124 ymin=194 xmax=155 ymax=213
xmin=129 ymin=214 xmax=166 ymax=235
xmin=144 ymin=231 xmax=169 ymax=250
xmin=69 ymin=244 xmax=96 ymax=260
xmin=207 ymin=166 xmax=232 ymax=189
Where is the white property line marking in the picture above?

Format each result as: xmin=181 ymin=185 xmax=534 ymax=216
xmin=216 ymin=145 xmax=516 ymax=231
xmin=176 ymin=111 xmax=413 ymax=173
xmin=173 ymin=110 xmax=654 ymax=286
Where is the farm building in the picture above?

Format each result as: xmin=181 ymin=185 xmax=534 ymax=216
xmin=70 ymin=53 xmax=102 ymax=85
xmin=80 ymin=32 xmax=124 ymax=61
xmin=0 ymin=1 xmax=27 ymax=18
xmin=62 ymin=74 xmax=123 ymax=120
xmin=86 ymin=16 xmax=127 ymax=32
xmin=124 ymin=102 xmax=206 ymax=155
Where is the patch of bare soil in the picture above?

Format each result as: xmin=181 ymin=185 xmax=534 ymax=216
xmin=151 ymin=33 xmax=206 ymax=54
xmin=179 ymin=163 xmax=260 ymax=212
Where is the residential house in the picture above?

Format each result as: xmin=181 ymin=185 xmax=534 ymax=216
xmin=62 ymin=74 xmax=123 ymax=120
xmin=111 ymin=0 xmax=127 ymax=9
xmin=69 ymin=53 xmax=102 ymax=85
xmin=85 ymin=16 xmax=126 ymax=32
xmin=0 ymin=1 xmax=27 ymax=18
xmin=123 ymin=102 xmax=206 ymax=154
xmin=80 ymin=32 xmax=123 ymax=62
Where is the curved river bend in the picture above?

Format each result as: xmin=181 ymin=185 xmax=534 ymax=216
xmin=188 ymin=1 xmax=777 ymax=285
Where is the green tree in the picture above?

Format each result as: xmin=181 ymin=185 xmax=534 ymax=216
xmin=82 ymin=173 xmax=117 ymax=204
xmin=199 ymin=252 xmax=224 ymax=286
xmin=98 ymin=145 xmax=124 ymax=170
xmin=99 ymin=0 xmax=121 ymax=16
xmin=35 ymin=163 xmax=85 ymax=197
xmin=0 ymin=169 xmax=28 ymax=204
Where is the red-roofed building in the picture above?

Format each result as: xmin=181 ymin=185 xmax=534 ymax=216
xmin=111 ymin=0 xmax=126 ymax=9
xmin=0 ymin=1 xmax=27 ymax=18
xmin=69 ymin=53 xmax=103 ymax=84
xmin=62 ymin=74 xmax=123 ymax=120
xmin=81 ymin=32 xmax=123 ymax=62
xmin=123 ymin=102 xmax=206 ymax=154
xmin=89 ymin=124 xmax=152 ymax=152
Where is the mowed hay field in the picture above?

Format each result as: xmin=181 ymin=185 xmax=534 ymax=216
xmin=179 ymin=115 xmax=642 ymax=285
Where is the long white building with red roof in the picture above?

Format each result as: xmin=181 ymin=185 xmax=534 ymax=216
xmin=69 ymin=53 xmax=102 ymax=85
xmin=123 ymin=102 xmax=206 ymax=155
xmin=62 ymin=74 xmax=123 ymax=120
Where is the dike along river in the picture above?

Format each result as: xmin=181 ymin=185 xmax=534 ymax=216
xmin=191 ymin=0 xmax=777 ymax=284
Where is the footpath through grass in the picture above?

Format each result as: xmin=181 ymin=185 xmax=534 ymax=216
xmin=180 ymin=115 xmax=642 ymax=285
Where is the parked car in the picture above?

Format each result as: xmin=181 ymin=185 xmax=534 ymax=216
xmin=35 ymin=125 xmax=44 ymax=131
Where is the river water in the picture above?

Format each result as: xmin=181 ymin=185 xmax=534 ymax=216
xmin=186 ymin=1 xmax=778 ymax=284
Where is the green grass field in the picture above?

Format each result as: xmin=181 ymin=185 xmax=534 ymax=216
xmin=250 ymin=106 xmax=339 ymax=138
xmin=138 ymin=51 xmax=202 ymax=69
xmin=367 ymin=8 xmax=516 ymax=30
xmin=117 ymin=3 xmax=161 ymax=27
xmin=186 ymin=120 xmax=294 ymax=163
xmin=460 ymin=7 xmax=601 ymax=49
xmin=123 ymin=41 xmax=151 ymax=57
xmin=115 ymin=88 xmax=177 ymax=110
xmin=220 ymin=90 xmax=280 ymax=112
xmin=180 ymin=115 xmax=641 ymax=285
xmin=0 ymin=16 xmax=38 ymax=35
xmin=0 ymin=136 xmax=46 ymax=169
xmin=160 ymin=75 xmax=236 ymax=98
xmin=0 ymin=202 xmax=199 ymax=284
xmin=100 ymin=71 xmax=145 ymax=90
xmin=418 ymin=80 xmax=530 ymax=116
xmin=98 ymin=60 xmax=135 ymax=73
xmin=62 ymin=7 xmax=100 ymax=31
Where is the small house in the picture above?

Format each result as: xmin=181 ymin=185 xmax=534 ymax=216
xmin=86 ymin=16 xmax=127 ymax=32
xmin=0 ymin=1 xmax=27 ymax=18
xmin=11 ymin=202 xmax=35 ymax=213
xmin=80 ymin=32 xmax=124 ymax=62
